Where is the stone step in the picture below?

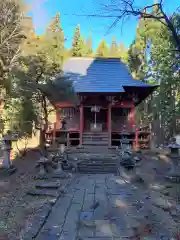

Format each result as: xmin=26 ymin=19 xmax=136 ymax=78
xmin=78 ymin=169 xmax=117 ymax=173
xmin=79 ymin=163 xmax=116 ymax=167
xmin=78 ymin=160 xmax=118 ymax=163
xmin=77 ymin=159 xmax=118 ymax=173
xmin=79 ymin=166 xmax=117 ymax=170
xmin=78 ymin=164 xmax=117 ymax=168
xmin=78 ymin=168 xmax=117 ymax=173
xmin=66 ymin=146 xmax=119 ymax=153
xmin=80 ymin=158 xmax=118 ymax=162
xmin=89 ymin=154 xmax=118 ymax=159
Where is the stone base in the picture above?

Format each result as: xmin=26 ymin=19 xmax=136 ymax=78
xmin=35 ymin=173 xmax=49 ymax=180
xmin=169 ymin=154 xmax=179 ymax=159
xmin=166 ymin=175 xmax=180 ymax=183
xmin=51 ymin=171 xmax=71 ymax=179
xmin=0 ymin=166 xmax=17 ymax=177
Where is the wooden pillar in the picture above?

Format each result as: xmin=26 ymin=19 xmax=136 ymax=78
xmin=106 ymin=106 xmax=109 ymax=130
xmin=56 ymin=109 xmax=61 ymax=129
xmin=130 ymin=106 xmax=135 ymax=130
xmin=135 ymin=128 xmax=139 ymax=150
xmin=67 ymin=132 xmax=70 ymax=147
xmin=130 ymin=106 xmax=136 ymax=149
xmin=108 ymin=104 xmax=112 ymax=147
xmin=52 ymin=122 xmax=56 ymax=148
xmin=79 ymin=104 xmax=84 ymax=146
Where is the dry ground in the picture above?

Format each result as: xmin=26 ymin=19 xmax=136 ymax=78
xmin=0 ymin=149 xmax=53 ymax=239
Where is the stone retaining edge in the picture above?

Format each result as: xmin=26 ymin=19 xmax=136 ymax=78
xmin=22 ymin=175 xmax=76 ymax=240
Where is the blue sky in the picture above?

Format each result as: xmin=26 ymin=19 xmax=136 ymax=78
xmin=27 ymin=0 xmax=180 ymax=50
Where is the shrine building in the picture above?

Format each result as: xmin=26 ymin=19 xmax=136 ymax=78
xmin=48 ymin=57 xmax=157 ymax=149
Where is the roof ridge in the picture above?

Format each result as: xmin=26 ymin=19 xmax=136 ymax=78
xmin=69 ymin=57 xmax=122 ymax=61
xmin=62 ymin=57 xmax=155 ymax=93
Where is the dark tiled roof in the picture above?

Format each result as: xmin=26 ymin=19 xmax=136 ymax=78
xmin=63 ymin=57 xmax=153 ymax=93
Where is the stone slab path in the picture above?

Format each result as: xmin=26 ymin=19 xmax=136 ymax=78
xmin=35 ymin=174 xmax=178 ymax=240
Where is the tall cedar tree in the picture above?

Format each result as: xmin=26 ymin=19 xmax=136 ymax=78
xmin=85 ymin=37 xmax=93 ymax=56
xmin=72 ymin=24 xmax=83 ymax=57
xmin=46 ymin=12 xmax=65 ymax=64
xmin=109 ymin=37 xmax=118 ymax=57
xmin=0 ymin=0 xmax=28 ymax=103
xmin=128 ymin=13 xmax=180 ymax=144
xmin=96 ymin=40 xmax=109 ymax=57
xmin=119 ymin=42 xmax=128 ymax=63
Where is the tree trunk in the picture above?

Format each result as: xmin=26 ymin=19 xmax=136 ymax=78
xmin=39 ymin=95 xmax=49 ymax=157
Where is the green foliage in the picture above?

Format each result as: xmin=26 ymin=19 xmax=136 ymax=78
xmin=85 ymin=37 xmax=93 ymax=56
xmin=128 ymin=13 xmax=180 ymax=144
xmin=24 ymin=13 xmax=66 ymax=66
xmin=71 ymin=24 xmax=84 ymax=57
xmin=109 ymin=37 xmax=118 ymax=57
xmin=45 ymin=12 xmax=65 ymax=63
xmin=0 ymin=0 xmax=27 ymax=95
xmin=96 ymin=40 xmax=109 ymax=57
xmin=2 ymin=14 xmax=76 ymax=137
xmin=4 ymin=53 xmax=76 ymax=138
xmin=149 ymin=16 xmax=180 ymax=141
xmin=118 ymin=42 xmax=128 ymax=63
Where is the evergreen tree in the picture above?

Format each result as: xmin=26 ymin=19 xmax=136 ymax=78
xmin=128 ymin=13 xmax=180 ymax=144
xmin=78 ymin=36 xmax=86 ymax=57
xmin=85 ymin=37 xmax=93 ymax=56
xmin=47 ymin=12 xmax=64 ymax=47
xmin=45 ymin=12 xmax=65 ymax=64
xmin=0 ymin=0 xmax=27 ymax=101
xmin=72 ymin=24 xmax=82 ymax=57
xmin=128 ymin=40 xmax=144 ymax=79
xmin=96 ymin=40 xmax=109 ymax=57
xmin=109 ymin=37 xmax=118 ymax=57
xmin=118 ymin=42 xmax=128 ymax=63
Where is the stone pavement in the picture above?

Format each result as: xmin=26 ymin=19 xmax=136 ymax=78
xmin=35 ymin=174 xmax=178 ymax=240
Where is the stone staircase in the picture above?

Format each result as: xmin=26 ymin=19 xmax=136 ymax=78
xmin=82 ymin=132 xmax=109 ymax=146
xmin=66 ymin=146 xmax=120 ymax=174
xmin=77 ymin=153 xmax=119 ymax=174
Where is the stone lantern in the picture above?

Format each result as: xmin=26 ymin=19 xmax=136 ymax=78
xmin=168 ymin=137 xmax=180 ymax=157
xmin=167 ymin=137 xmax=180 ymax=180
xmin=2 ymin=130 xmax=16 ymax=169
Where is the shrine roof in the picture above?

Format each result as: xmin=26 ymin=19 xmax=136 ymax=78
xmin=63 ymin=57 xmax=156 ymax=93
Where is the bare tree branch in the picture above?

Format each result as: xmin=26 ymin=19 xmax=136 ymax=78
xmin=73 ymin=0 xmax=180 ymax=51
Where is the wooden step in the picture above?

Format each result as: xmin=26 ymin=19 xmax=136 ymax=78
xmin=83 ymin=136 xmax=108 ymax=140
xmin=83 ymin=132 xmax=108 ymax=135
xmin=82 ymin=142 xmax=108 ymax=146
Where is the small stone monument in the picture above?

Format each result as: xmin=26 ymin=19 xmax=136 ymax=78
xmin=166 ymin=137 xmax=180 ymax=182
xmin=37 ymin=156 xmax=49 ymax=178
xmin=168 ymin=137 xmax=180 ymax=157
xmin=52 ymin=142 xmax=71 ymax=178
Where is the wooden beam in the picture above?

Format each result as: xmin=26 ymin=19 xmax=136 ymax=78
xmin=55 ymin=102 xmax=73 ymax=108
xmin=112 ymin=101 xmax=134 ymax=108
